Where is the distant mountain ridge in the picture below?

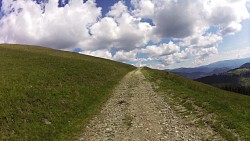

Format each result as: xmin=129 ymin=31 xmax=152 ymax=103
xmin=240 ymin=63 xmax=250 ymax=69
xmin=196 ymin=62 xmax=250 ymax=95
xmin=203 ymin=57 xmax=250 ymax=68
xmin=167 ymin=57 xmax=250 ymax=79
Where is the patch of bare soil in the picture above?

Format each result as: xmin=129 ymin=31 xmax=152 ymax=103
xmin=77 ymin=69 xmax=224 ymax=141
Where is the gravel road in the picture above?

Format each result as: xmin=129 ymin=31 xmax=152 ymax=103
xmin=77 ymin=69 xmax=223 ymax=141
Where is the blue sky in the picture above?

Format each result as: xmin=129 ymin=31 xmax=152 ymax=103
xmin=96 ymin=0 xmax=131 ymax=15
xmin=0 ymin=0 xmax=250 ymax=69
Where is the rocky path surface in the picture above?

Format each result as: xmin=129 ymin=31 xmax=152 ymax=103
xmin=78 ymin=69 xmax=223 ymax=141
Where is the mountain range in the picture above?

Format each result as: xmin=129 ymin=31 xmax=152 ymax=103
xmin=167 ymin=57 xmax=250 ymax=79
xmin=196 ymin=63 xmax=250 ymax=95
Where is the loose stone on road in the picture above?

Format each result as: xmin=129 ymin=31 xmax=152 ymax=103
xmin=78 ymin=69 xmax=223 ymax=141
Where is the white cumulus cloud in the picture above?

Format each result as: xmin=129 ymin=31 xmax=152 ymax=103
xmin=113 ymin=50 xmax=138 ymax=62
xmin=0 ymin=0 xmax=249 ymax=69
xmin=0 ymin=0 xmax=101 ymax=50
xmin=88 ymin=1 xmax=152 ymax=51
xmin=141 ymin=41 xmax=180 ymax=57
xmin=79 ymin=49 xmax=112 ymax=60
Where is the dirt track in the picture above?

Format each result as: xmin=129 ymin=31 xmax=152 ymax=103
xmin=78 ymin=69 xmax=223 ymax=141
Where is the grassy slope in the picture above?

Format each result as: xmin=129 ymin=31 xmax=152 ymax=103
xmin=0 ymin=44 xmax=135 ymax=140
xmin=228 ymin=68 xmax=250 ymax=75
xmin=228 ymin=68 xmax=250 ymax=87
xmin=142 ymin=67 xmax=250 ymax=141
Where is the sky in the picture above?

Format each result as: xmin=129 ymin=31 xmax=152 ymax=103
xmin=0 ymin=0 xmax=250 ymax=69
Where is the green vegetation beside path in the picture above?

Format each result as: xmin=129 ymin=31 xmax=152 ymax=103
xmin=142 ymin=67 xmax=250 ymax=141
xmin=0 ymin=44 xmax=135 ymax=140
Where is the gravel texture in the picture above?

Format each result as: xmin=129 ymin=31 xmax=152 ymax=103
xmin=77 ymin=69 xmax=224 ymax=141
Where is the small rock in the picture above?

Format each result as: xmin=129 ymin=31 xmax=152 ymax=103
xmin=106 ymin=128 xmax=112 ymax=132
xmin=44 ymin=119 xmax=51 ymax=125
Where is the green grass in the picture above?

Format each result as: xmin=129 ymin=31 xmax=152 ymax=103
xmin=227 ymin=68 xmax=250 ymax=75
xmin=141 ymin=67 xmax=250 ymax=141
xmin=240 ymin=78 xmax=250 ymax=87
xmin=0 ymin=44 xmax=135 ymax=140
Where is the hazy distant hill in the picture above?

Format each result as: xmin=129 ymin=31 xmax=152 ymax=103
xmin=168 ymin=57 xmax=250 ymax=79
xmin=240 ymin=63 xmax=250 ymax=69
xmin=196 ymin=63 xmax=250 ymax=95
xmin=204 ymin=58 xmax=250 ymax=68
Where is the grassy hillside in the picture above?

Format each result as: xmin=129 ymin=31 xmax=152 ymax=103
xmin=228 ymin=68 xmax=250 ymax=75
xmin=0 ymin=44 xmax=135 ymax=140
xmin=142 ymin=67 xmax=250 ymax=141
xmin=197 ymin=65 xmax=250 ymax=95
